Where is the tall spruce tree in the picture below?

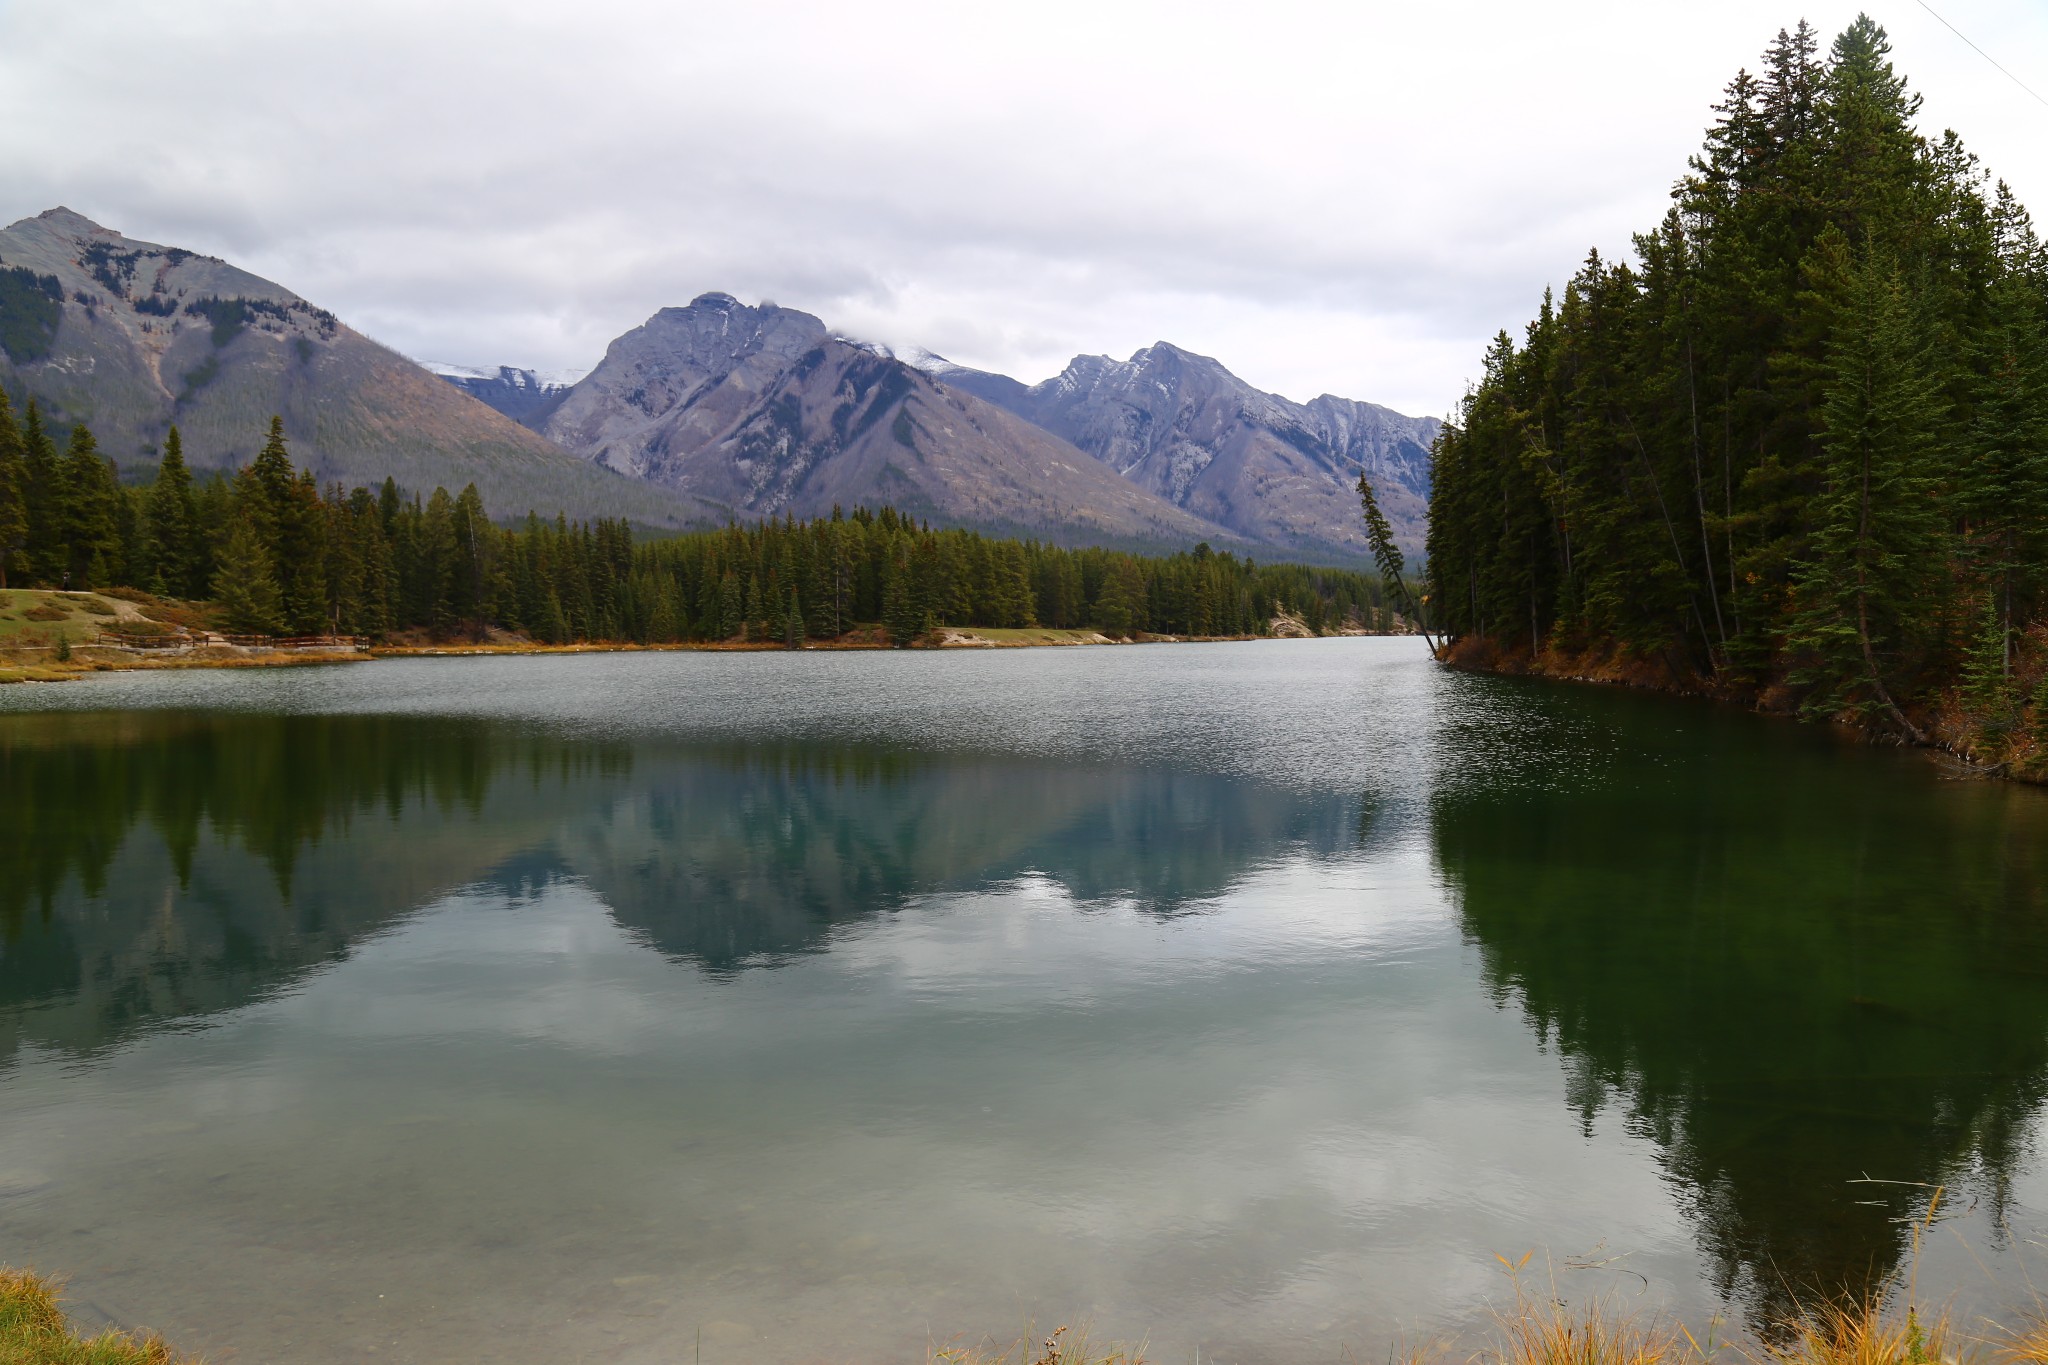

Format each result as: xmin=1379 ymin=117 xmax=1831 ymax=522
xmin=276 ymin=471 xmax=330 ymax=633
xmin=214 ymin=519 xmax=284 ymax=635
xmin=0 ymin=390 xmax=27 ymax=589
xmin=60 ymin=425 xmax=121 ymax=588
xmin=146 ymin=426 xmax=201 ymax=598
xmin=1780 ymin=247 xmax=1945 ymax=737
xmin=20 ymin=402 xmax=61 ymax=586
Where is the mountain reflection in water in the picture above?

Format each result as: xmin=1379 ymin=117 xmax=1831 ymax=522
xmin=5 ymin=683 xmax=2048 ymax=1346
xmin=0 ymin=712 xmax=1346 ymax=1057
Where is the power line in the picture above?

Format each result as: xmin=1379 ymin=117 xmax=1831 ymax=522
xmin=1914 ymin=0 xmax=2048 ymax=111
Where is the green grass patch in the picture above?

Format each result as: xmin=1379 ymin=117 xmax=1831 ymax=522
xmin=0 ymin=592 xmax=127 ymax=641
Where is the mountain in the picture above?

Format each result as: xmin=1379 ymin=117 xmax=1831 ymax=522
xmin=0 ymin=208 xmax=709 ymax=527
xmin=424 ymin=362 xmax=579 ymax=426
xmin=534 ymin=294 xmax=1237 ymax=547
xmin=918 ymin=344 xmax=1439 ymax=556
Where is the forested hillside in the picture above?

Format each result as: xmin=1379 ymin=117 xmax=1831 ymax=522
xmin=0 ymin=396 xmax=1389 ymax=645
xmin=1424 ymin=17 xmax=2048 ymax=764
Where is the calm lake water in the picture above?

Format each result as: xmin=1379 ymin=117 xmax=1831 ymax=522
xmin=4 ymin=639 xmax=2048 ymax=1363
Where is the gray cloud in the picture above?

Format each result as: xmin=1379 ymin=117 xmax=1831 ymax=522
xmin=2 ymin=0 xmax=2044 ymax=415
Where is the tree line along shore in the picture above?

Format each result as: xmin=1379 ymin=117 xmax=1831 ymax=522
xmin=0 ymin=397 xmax=1400 ymax=655
xmin=1422 ymin=17 xmax=2048 ymax=778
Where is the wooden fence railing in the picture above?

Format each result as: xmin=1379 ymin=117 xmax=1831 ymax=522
xmin=94 ymin=632 xmax=370 ymax=650
xmin=216 ymin=634 xmax=371 ymax=648
xmin=95 ymin=632 xmax=189 ymax=650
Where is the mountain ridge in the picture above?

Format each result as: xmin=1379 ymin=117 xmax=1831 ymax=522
xmin=438 ymin=299 xmax=1436 ymax=556
xmin=0 ymin=206 xmax=1430 ymax=554
xmin=917 ymin=342 xmax=1437 ymax=555
xmin=528 ymin=293 xmax=1248 ymax=549
xmin=0 ymin=208 xmax=712 ymax=528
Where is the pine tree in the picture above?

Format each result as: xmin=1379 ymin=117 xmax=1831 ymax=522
xmin=717 ymin=571 xmax=742 ymax=640
xmin=540 ymin=589 xmax=569 ymax=645
xmin=1961 ymin=273 xmax=2048 ymax=679
xmin=275 ymin=472 xmax=330 ymax=635
xmin=230 ymin=417 xmax=301 ymax=630
xmin=883 ymin=557 xmax=921 ymax=647
xmin=451 ymin=483 xmax=492 ymax=633
xmin=1786 ymin=247 xmax=1947 ymax=739
xmin=146 ymin=426 xmax=200 ymax=598
xmin=1094 ymin=558 xmax=1146 ymax=637
xmin=2031 ymin=669 xmax=2048 ymax=752
xmin=214 ymin=519 xmax=283 ymax=635
xmin=418 ymin=487 xmax=458 ymax=635
xmin=245 ymin=416 xmax=296 ymax=532
xmin=785 ymin=587 xmax=805 ymax=649
xmin=1962 ymin=592 xmax=2016 ymax=731
xmin=0 ymin=389 xmax=27 ymax=589
xmin=60 ymin=424 xmax=121 ymax=589
xmin=20 ymin=402 xmax=61 ymax=586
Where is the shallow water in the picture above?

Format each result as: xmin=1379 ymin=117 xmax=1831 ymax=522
xmin=3 ymin=639 xmax=2048 ymax=1362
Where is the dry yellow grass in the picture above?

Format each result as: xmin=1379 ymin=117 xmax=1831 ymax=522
xmin=1991 ymin=1316 xmax=2048 ymax=1365
xmin=1487 ymin=1292 xmax=1693 ymax=1365
xmin=1758 ymin=1301 xmax=1960 ymax=1365
xmin=0 ymin=1269 xmax=189 ymax=1365
xmin=0 ymin=1272 xmax=2004 ymax=1365
xmin=930 ymin=1324 xmax=1145 ymax=1365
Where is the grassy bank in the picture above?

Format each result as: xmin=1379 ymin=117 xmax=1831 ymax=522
xmin=942 ymin=1291 xmax=2032 ymax=1365
xmin=13 ymin=1258 xmax=2044 ymax=1365
xmin=0 ymin=1269 xmax=185 ymax=1365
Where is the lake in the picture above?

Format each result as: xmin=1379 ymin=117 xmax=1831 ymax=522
xmin=3 ymin=639 xmax=2048 ymax=1363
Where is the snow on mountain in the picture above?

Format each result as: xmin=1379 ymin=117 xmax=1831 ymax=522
xmin=426 ymin=362 xmax=585 ymax=424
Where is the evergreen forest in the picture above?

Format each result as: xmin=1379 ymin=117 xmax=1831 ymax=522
xmin=1424 ymin=16 xmax=2048 ymax=758
xmin=0 ymin=398 xmax=1388 ymax=646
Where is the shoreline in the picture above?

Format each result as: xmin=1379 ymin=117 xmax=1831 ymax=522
xmin=0 ymin=622 xmax=1419 ymax=685
xmin=1439 ymin=634 xmax=2040 ymax=785
xmin=0 ymin=588 xmax=1421 ymax=685
xmin=0 ymin=1259 xmax=2009 ymax=1365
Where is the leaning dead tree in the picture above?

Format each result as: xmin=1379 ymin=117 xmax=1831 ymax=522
xmin=1356 ymin=471 xmax=1439 ymax=657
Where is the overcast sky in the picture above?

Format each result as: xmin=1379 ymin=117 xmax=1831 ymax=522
xmin=2 ymin=1 xmax=2045 ymax=416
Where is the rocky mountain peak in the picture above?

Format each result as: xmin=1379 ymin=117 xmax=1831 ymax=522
xmin=0 ymin=207 xmax=704 ymax=528
xmin=530 ymin=294 xmax=1237 ymax=546
xmin=35 ymin=206 xmax=112 ymax=234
